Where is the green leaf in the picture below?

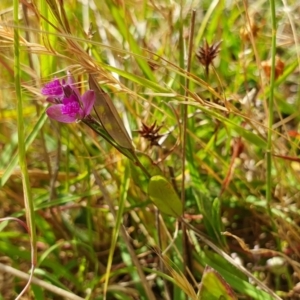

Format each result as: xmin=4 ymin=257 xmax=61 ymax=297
xmin=130 ymin=152 xmax=162 ymax=190
xmin=198 ymin=266 xmax=237 ymax=300
xmin=148 ymin=175 xmax=183 ymax=217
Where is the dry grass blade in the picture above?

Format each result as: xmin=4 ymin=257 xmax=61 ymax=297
xmin=0 ymin=263 xmax=85 ymax=300
xmin=169 ymin=268 xmax=198 ymax=300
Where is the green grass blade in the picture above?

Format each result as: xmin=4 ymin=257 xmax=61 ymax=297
xmin=103 ymin=162 xmax=130 ymax=297
xmin=13 ymin=0 xmax=36 ymax=297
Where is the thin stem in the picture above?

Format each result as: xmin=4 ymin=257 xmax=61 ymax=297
xmin=83 ymin=117 xmax=151 ymax=178
xmin=267 ymin=0 xmax=277 ymax=239
xmin=181 ymin=9 xmax=196 ymax=281
xmin=14 ymin=0 xmax=36 ymax=298
xmin=182 ymin=9 xmax=196 ymax=211
xmin=0 ymin=263 xmax=85 ymax=300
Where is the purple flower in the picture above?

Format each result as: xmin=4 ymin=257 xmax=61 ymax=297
xmin=42 ymin=74 xmax=95 ymax=123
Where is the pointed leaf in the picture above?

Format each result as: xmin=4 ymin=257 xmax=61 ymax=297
xmin=89 ymin=74 xmax=133 ymax=149
xmin=148 ymin=175 xmax=183 ymax=217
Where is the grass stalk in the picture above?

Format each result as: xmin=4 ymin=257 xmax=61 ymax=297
xmin=13 ymin=0 xmax=36 ymax=298
xmin=266 ymin=0 xmax=277 ymax=238
xmin=181 ymin=9 xmax=196 ymax=283
xmin=0 ymin=263 xmax=85 ymax=300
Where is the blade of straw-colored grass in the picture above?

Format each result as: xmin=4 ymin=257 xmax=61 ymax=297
xmin=0 ymin=263 xmax=85 ymax=300
xmin=267 ymin=0 xmax=278 ymax=243
xmin=13 ymin=0 xmax=36 ymax=298
xmin=103 ymin=162 xmax=130 ymax=298
xmin=0 ymin=111 xmax=48 ymax=187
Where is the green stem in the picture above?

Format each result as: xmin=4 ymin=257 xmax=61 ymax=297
xmin=14 ymin=0 xmax=36 ymax=298
xmin=267 ymin=0 xmax=277 ymax=240
xmin=83 ymin=118 xmax=151 ymax=178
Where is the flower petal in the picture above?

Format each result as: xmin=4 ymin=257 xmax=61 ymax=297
xmin=65 ymin=71 xmax=81 ymax=98
xmin=42 ymin=79 xmax=63 ymax=97
xmin=62 ymin=94 xmax=78 ymax=105
xmin=81 ymin=90 xmax=95 ymax=117
xmin=66 ymin=71 xmax=75 ymax=85
xmin=46 ymin=105 xmax=77 ymax=123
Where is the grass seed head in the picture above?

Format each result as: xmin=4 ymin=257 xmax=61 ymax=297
xmin=195 ymin=40 xmax=222 ymax=76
